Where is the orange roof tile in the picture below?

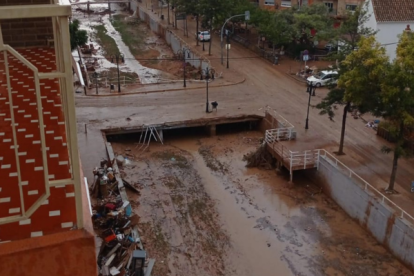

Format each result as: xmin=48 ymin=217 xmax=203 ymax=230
xmin=371 ymin=0 xmax=414 ymax=22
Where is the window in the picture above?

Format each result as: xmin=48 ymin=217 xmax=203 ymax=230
xmin=324 ymin=2 xmax=334 ymax=10
xmin=281 ymin=0 xmax=292 ymax=7
xmin=346 ymin=4 xmax=357 ymax=11
xmin=264 ymin=0 xmax=275 ymax=5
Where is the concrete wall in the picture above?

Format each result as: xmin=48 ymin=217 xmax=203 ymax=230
xmin=313 ymin=156 xmax=414 ymax=270
xmin=134 ymin=3 xmax=210 ymax=70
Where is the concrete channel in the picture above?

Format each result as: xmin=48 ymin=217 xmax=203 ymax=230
xmin=98 ymin=114 xmax=414 ymax=274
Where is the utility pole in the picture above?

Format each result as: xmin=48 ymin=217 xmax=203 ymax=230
xmin=111 ymin=53 xmax=124 ymax=93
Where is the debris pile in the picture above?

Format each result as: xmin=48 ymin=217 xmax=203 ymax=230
xmin=91 ymin=159 xmax=119 ymax=199
xmin=91 ymin=159 xmax=154 ymax=276
xmin=242 ymin=143 xmax=273 ymax=169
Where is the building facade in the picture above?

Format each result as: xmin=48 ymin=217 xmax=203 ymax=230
xmin=365 ymin=0 xmax=414 ymax=61
xmin=0 ymin=0 xmax=96 ymax=275
xmin=253 ymin=0 xmax=363 ymax=16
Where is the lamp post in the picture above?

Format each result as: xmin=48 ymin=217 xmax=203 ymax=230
xmin=92 ymin=72 xmax=99 ymax=95
xmin=176 ymin=48 xmax=191 ymax=87
xmin=305 ymin=82 xmax=316 ymax=130
xmin=200 ymin=67 xmax=215 ymax=113
xmin=221 ymin=11 xmax=250 ymax=65
xmin=226 ymin=30 xmax=231 ymax=69
xmin=110 ymin=53 xmax=124 ymax=93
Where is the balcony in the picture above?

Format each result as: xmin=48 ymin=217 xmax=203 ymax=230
xmin=0 ymin=0 xmax=84 ymax=241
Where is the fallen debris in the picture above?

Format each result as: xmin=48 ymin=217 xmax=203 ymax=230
xmin=91 ymin=159 xmax=154 ymax=276
xmin=242 ymin=143 xmax=273 ymax=169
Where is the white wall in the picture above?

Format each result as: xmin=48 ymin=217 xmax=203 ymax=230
xmin=365 ymin=0 xmax=413 ymax=62
xmin=377 ymin=22 xmax=412 ymax=61
xmin=313 ymin=156 xmax=414 ymax=271
xmin=365 ymin=0 xmax=377 ymax=32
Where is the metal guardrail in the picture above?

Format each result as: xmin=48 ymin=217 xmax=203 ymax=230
xmin=318 ymin=149 xmax=414 ymax=226
xmin=266 ymin=128 xmax=295 ymax=141
xmin=265 ymin=130 xmax=318 ymax=169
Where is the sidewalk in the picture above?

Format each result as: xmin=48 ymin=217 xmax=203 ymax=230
xmin=84 ymin=75 xmax=246 ymax=96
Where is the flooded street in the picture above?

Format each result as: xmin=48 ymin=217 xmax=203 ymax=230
xmin=71 ymin=2 xmax=178 ymax=84
xmin=109 ymin=130 xmax=412 ymax=276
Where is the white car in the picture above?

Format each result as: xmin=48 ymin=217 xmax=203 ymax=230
xmin=307 ymin=70 xmax=338 ymax=87
xmin=196 ymin=31 xmax=210 ymax=42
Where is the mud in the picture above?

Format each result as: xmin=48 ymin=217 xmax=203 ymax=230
xmin=110 ymin=131 xmax=413 ymax=276
xmin=71 ymin=3 xmax=183 ymax=84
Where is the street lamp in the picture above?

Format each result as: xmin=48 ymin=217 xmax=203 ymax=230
xmin=226 ymin=30 xmax=231 ymax=69
xmin=110 ymin=53 xmax=124 ymax=93
xmin=221 ymin=11 xmax=250 ymax=65
xmin=200 ymin=67 xmax=215 ymax=113
xmin=305 ymin=82 xmax=316 ymax=130
xmin=176 ymin=48 xmax=191 ymax=87
xmin=92 ymin=72 xmax=99 ymax=95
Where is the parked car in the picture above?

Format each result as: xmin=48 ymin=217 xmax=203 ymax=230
xmin=324 ymin=43 xmax=338 ymax=52
xmin=307 ymin=70 xmax=338 ymax=87
xmin=196 ymin=31 xmax=210 ymax=42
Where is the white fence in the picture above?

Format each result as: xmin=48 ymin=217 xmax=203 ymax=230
xmin=318 ymin=149 xmax=414 ymax=226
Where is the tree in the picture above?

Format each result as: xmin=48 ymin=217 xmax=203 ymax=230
xmin=293 ymin=4 xmax=333 ymax=45
xmin=316 ymin=3 xmax=375 ymax=155
xmin=337 ymin=36 xmax=388 ymax=158
xmin=198 ymin=0 xmax=233 ymax=55
xmin=69 ymin=19 xmax=88 ymax=51
xmin=378 ymin=30 xmax=414 ymax=191
xmin=259 ymin=9 xmax=295 ymax=53
xmin=174 ymin=0 xmax=201 ymax=44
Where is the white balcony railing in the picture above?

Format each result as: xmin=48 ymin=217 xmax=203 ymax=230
xmin=0 ymin=2 xmax=83 ymax=229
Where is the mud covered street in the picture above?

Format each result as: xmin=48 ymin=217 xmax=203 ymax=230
xmin=109 ymin=131 xmax=412 ymax=276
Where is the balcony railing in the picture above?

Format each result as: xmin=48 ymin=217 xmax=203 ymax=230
xmin=0 ymin=2 xmax=83 ymax=229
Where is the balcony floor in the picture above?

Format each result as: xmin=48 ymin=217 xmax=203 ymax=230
xmin=0 ymin=48 xmax=77 ymax=241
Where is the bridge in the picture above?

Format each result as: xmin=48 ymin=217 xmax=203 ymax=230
xmin=70 ymin=0 xmax=132 ymax=13
xmin=263 ymin=110 xmax=319 ymax=182
xmin=70 ymin=0 xmax=131 ymax=5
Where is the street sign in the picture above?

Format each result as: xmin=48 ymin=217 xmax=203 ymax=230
xmin=176 ymin=13 xmax=186 ymax=20
xmin=303 ymin=49 xmax=309 ymax=61
xmin=245 ymin=11 xmax=250 ymax=21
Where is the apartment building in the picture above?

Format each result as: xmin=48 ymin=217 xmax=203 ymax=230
xmin=0 ymin=0 xmax=96 ymax=275
xmin=252 ymin=0 xmax=363 ymax=16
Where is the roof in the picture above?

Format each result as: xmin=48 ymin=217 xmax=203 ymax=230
xmin=371 ymin=0 xmax=414 ymax=22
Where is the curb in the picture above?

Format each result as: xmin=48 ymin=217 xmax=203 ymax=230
xmin=84 ymin=77 xmax=246 ymax=97
xmin=284 ymin=72 xmax=307 ymax=85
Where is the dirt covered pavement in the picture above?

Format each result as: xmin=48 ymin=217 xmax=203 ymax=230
xmin=109 ymin=131 xmax=412 ymax=276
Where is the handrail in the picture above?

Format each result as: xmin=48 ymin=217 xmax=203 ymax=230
xmin=0 ymin=44 xmax=74 ymax=225
xmin=318 ymin=149 xmax=414 ymax=226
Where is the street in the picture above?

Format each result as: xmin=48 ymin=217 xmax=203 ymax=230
xmin=74 ymin=2 xmax=414 ymax=275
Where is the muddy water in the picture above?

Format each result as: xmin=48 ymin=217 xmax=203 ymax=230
xmin=112 ymin=131 xmax=413 ymax=276
xmin=72 ymin=3 xmax=164 ymax=84
xmin=191 ymin=152 xmax=293 ymax=276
